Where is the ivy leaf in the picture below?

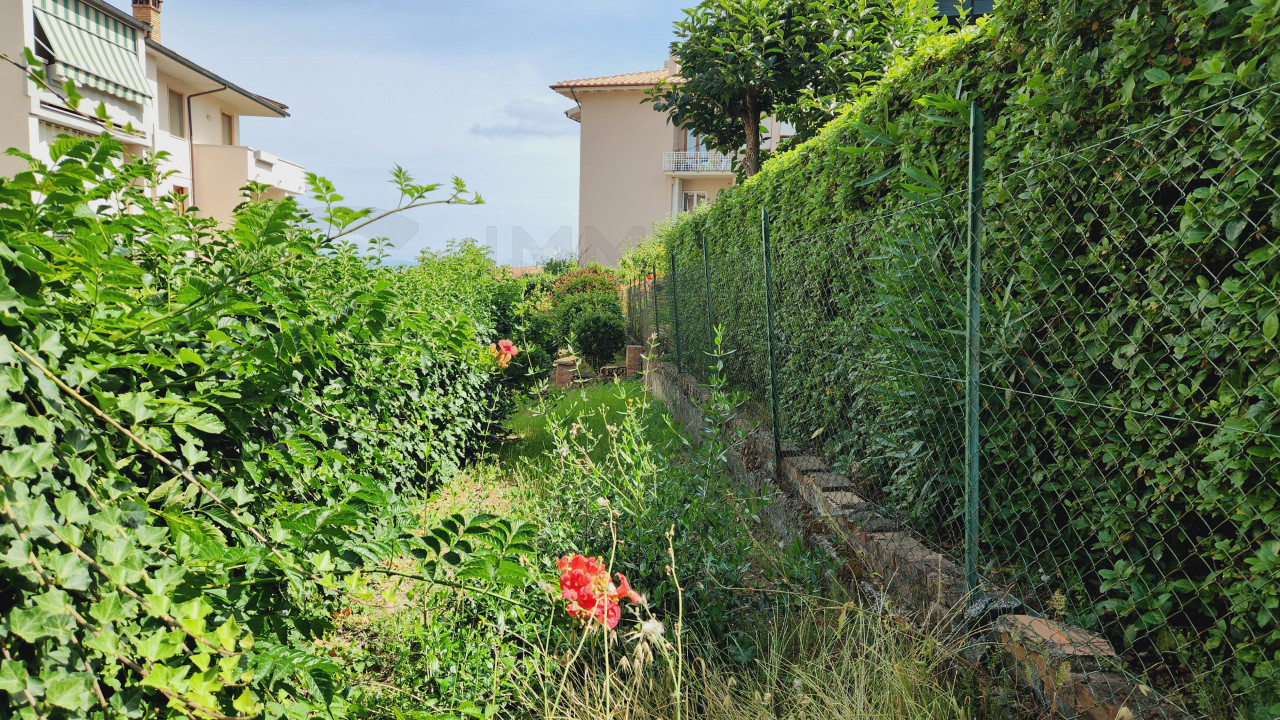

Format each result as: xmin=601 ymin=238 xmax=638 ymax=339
xmin=44 ymin=671 xmax=94 ymax=711
xmin=0 ymin=660 xmax=30 ymax=695
xmin=46 ymin=552 xmax=91 ymax=592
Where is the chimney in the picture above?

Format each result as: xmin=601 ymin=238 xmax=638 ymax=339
xmin=131 ymin=0 xmax=163 ymax=44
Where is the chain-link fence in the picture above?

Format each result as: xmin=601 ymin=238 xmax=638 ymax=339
xmin=624 ymin=268 xmax=670 ymax=353
xmin=644 ymin=85 xmax=1280 ymax=718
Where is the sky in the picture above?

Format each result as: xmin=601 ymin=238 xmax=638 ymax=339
xmin=103 ymin=0 xmax=691 ymax=265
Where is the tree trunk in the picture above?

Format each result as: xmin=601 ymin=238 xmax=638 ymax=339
xmin=741 ymin=101 xmax=762 ymax=177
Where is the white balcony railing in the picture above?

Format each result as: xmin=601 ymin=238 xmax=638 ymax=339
xmin=663 ymin=150 xmax=733 ymax=173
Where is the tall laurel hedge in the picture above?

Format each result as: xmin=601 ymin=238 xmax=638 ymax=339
xmin=661 ymin=0 xmax=1280 ymax=711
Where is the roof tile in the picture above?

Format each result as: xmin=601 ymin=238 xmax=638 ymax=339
xmin=551 ymin=68 xmax=672 ymax=90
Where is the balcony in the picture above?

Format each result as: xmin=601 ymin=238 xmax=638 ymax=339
xmin=663 ymin=151 xmax=733 ymax=175
xmin=193 ymin=144 xmax=306 ymax=223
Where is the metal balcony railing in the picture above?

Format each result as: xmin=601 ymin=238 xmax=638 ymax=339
xmin=663 ymin=150 xmax=733 ymax=173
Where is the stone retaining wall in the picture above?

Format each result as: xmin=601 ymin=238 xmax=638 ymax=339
xmin=643 ymin=358 xmax=1190 ymax=720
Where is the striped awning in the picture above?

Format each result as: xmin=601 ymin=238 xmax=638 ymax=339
xmin=34 ymin=0 xmax=150 ymax=105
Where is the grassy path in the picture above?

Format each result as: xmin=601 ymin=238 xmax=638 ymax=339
xmin=338 ymin=380 xmax=984 ymax=720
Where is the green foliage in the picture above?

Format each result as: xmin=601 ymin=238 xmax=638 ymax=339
xmin=341 ymin=514 xmax=541 ymax=718
xmin=540 ymin=254 xmax=578 ymax=277
xmin=550 ymin=267 xmax=620 ymax=305
xmin=0 ymin=137 xmax=532 ymax=719
xmin=660 ymin=0 xmax=1280 ymax=711
xmin=552 ymin=293 xmax=621 ymax=348
xmin=523 ymin=381 xmax=824 ymax=639
xmin=648 ymin=0 xmax=942 ymax=175
xmin=571 ymin=311 xmax=627 ymax=369
xmin=617 ymin=232 xmax=668 ymax=284
xmin=405 ymin=238 xmax=520 ymax=339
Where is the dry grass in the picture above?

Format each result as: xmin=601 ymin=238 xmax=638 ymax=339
xmin=526 ymin=602 xmax=977 ymax=720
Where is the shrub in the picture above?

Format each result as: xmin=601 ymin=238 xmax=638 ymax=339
xmin=407 ymin=238 xmax=523 ymax=338
xmin=541 ymin=254 xmax=578 ymax=277
xmin=553 ymin=290 xmax=623 ymax=344
xmin=0 ymin=137 xmax=531 ymax=719
xmin=551 ymin=267 xmax=620 ymax=304
xmin=571 ymin=310 xmax=627 ymax=369
xmin=659 ymin=0 xmax=1280 ymax=710
xmin=617 ymin=231 xmax=669 ymax=283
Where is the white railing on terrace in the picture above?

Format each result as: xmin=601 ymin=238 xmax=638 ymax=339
xmin=663 ymin=150 xmax=733 ymax=173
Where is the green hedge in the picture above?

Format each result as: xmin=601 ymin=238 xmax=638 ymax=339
xmin=661 ymin=0 xmax=1280 ymax=712
xmin=0 ymin=138 xmax=527 ymax=718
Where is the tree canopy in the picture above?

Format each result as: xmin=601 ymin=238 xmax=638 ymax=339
xmin=648 ymin=0 xmax=942 ymax=176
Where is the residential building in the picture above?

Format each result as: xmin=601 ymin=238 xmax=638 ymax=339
xmin=937 ymin=0 xmax=993 ymax=24
xmin=0 ymin=0 xmax=303 ymax=223
xmin=552 ymin=56 xmax=792 ymax=267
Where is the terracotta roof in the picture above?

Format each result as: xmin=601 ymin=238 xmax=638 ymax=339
xmin=503 ymin=265 xmax=544 ymax=278
xmin=551 ymin=68 xmax=672 ymax=92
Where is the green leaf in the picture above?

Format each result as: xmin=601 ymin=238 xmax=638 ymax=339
xmin=44 ymin=671 xmax=94 ymax=711
xmin=0 ymin=660 xmax=30 ymax=695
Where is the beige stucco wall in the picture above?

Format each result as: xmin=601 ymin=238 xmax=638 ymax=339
xmin=577 ymin=88 xmax=679 ymax=267
xmin=0 ymin=0 xmax=35 ymax=178
xmin=152 ymin=70 xmax=245 ymax=199
xmin=193 ymin=144 xmax=251 ymax=221
xmin=567 ymin=80 xmax=788 ymax=267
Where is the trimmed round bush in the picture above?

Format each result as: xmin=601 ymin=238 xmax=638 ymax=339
xmin=554 ymin=291 xmax=622 ymax=344
xmin=571 ymin=310 xmax=627 ymax=369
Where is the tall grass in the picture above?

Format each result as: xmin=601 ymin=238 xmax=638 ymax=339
xmin=343 ymin=376 xmax=986 ymax=718
xmin=530 ymin=603 xmax=971 ymax=720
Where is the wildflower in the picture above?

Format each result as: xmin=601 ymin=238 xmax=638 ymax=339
xmin=555 ymin=553 xmax=644 ymax=629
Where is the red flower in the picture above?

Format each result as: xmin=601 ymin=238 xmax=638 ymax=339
xmin=489 ymin=339 xmax=520 ymax=369
xmin=556 ymin=554 xmax=643 ymax=629
xmin=613 ymin=573 xmax=643 ymax=605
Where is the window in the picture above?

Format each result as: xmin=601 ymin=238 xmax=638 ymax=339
xmin=777 ymin=121 xmax=797 ymax=147
xmin=171 ymin=185 xmax=189 ymax=214
xmin=167 ymin=89 xmax=185 ymax=138
xmin=683 ymin=129 xmax=708 ymax=154
xmin=682 ymin=191 xmax=708 ymax=213
xmin=220 ymin=112 xmax=235 ymax=145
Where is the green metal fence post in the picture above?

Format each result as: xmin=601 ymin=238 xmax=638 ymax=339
xmin=761 ymin=208 xmax=783 ymax=474
xmin=650 ymin=260 xmax=660 ymax=349
xmin=669 ymin=245 xmax=681 ymax=372
xmin=964 ymin=102 xmax=986 ymax=596
xmin=701 ymin=230 xmax=715 ymax=355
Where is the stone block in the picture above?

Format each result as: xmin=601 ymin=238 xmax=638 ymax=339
xmin=554 ymin=358 xmax=576 ymax=390
xmin=625 ymin=345 xmax=643 ymax=376
xmin=810 ymin=472 xmax=854 ymax=491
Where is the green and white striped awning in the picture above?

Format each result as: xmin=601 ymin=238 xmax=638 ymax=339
xmin=34 ymin=0 xmax=151 ymax=105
